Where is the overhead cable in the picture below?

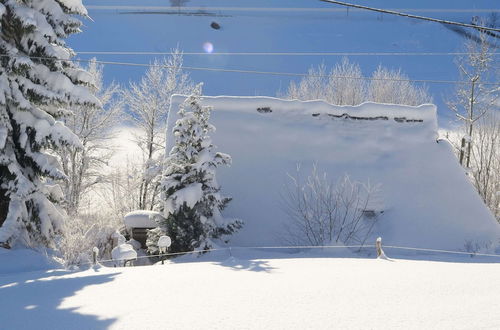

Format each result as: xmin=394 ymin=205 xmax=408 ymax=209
xmin=2 ymin=54 xmax=499 ymax=86
xmin=320 ymin=0 xmax=500 ymax=33
xmin=85 ymin=6 xmax=500 ymax=14
xmin=76 ymin=51 xmax=500 ymax=57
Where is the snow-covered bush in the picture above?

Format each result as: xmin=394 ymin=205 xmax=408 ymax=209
xmin=58 ymin=211 xmax=123 ymax=266
xmin=145 ymin=227 xmax=166 ymax=254
xmin=282 ymin=165 xmax=381 ymax=247
xmin=156 ymin=84 xmax=242 ymax=254
xmin=0 ymin=0 xmax=98 ymax=248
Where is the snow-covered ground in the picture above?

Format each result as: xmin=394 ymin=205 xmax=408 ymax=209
xmin=1 ymin=248 xmax=500 ymax=329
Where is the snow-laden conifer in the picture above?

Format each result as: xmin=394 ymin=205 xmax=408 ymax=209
xmin=0 ymin=0 xmax=97 ymax=248
xmin=155 ymin=84 xmax=241 ymax=253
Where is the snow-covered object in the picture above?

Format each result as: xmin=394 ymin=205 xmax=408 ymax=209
xmin=158 ymin=236 xmax=172 ymax=249
xmin=111 ymin=243 xmax=137 ymax=266
xmin=0 ymin=0 xmax=98 ymax=247
xmin=166 ymin=96 xmax=500 ymax=250
xmin=123 ymin=210 xmax=160 ymax=229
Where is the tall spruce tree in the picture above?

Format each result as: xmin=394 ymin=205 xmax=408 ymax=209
xmin=0 ymin=0 xmax=97 ymax=248
xmin=156 ymin=84 xmax=241 ymax=253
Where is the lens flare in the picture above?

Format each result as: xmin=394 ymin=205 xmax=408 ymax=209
xmin=203 ymin=42 xmax=214 ymax=53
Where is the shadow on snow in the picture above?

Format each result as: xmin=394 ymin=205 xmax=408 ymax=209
xmin=0 ymin=268 xmax=120 ymax=329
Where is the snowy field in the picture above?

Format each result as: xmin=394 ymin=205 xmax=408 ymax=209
xmin=1 ymin=249 xmax=500 ymax=330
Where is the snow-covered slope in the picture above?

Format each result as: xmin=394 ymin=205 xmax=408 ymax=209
xmin=0 ymin=248 xmax=62 ymax=275
xmin=167 ymin=96 xmax=500 ymax=251
xmin=1 ymin=256 xmax=500 ymax=329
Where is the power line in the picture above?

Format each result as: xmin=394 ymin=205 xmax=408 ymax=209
xmin=2 ymin=54 xmax=500 ymax=86
xmin=320 ymin=0 xmax=500 ymax=33
xmin=76 ymin=51 xmax=500 ymax=57
xmin=85 ymin=6 xmax=500 ymax=14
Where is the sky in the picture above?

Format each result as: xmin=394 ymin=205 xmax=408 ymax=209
xmin=68 ymin=0 xmax=499 ymax=127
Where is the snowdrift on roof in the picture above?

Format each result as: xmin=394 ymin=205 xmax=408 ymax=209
xmin=123 ymin=210 xmax=160 ymax=229
xmin=166 ymin=96 xmax=500 ymax=251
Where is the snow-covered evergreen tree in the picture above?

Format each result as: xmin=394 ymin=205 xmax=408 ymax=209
xmin=155 ymin=84 xmax=241 ymax=253
xmin=0 ymin=0 xmax=97 ymax=248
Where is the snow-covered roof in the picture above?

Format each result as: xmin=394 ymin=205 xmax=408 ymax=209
xmin=166 ymin=96 xmax=500 ymax=250
xmin=123 ymin=210 xmax=160 ymax=229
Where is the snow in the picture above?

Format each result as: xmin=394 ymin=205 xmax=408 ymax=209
xmin=59 ymin=0 xmax=88 ymax=15
xmin=0 ymin=248 xmax=62 ymax=275
xmin=0 ymin=126 xmax=7 ymax=149
xmin=166 ymin=96 xmax=500 ymax=250
xmin=172 ymin=183 xmax=203 ymax=209
xmin=1 ymin=252 xmax=500 ymax=329
xmin=123 ymin=210 xmax=160 ymax=229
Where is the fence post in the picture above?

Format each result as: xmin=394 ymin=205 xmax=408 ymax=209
xmin=376 ymin=237 xmax=383 ymax=257
xmin=92 ymin=247 xmax=99 ymax=266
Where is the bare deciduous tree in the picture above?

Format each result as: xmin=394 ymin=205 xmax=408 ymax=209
xmin=281 ymin=58 xmax=431 ymax=106
xmin=448 ymin=25 xmax=498 ymax=167
xmin=445 ymin=113 xmax=500 ymax=221
xmin=282 ymin=165 xmax=382 ymax=247
xmin=446 ymin=18 xmax=499 ymax=221
xmin=122 ymin=49 xmax=194 ymax=211
xmin=283 ymin=58 xmax=365 ymax=106
xmin=368 ymin=66 xmax=432 ymax=106
xmin=58 ymin=59 xmax=123 ymax=216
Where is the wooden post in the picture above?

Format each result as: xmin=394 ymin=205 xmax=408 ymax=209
xmin=376 ymin=237 xmax=383 ymax=257
xmin=92 ymin=247 xmax=99 ymax=266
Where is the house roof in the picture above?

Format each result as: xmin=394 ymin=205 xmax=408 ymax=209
xmin=166 ymin=96 xmax=499 ymax=250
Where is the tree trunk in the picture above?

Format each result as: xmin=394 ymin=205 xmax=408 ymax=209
xmin=0 ymin=188 xmax=8 ymax=228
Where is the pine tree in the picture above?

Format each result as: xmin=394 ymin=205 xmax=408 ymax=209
xmin=155 ymin=84 xmax=242 ymax=253
xmin=0 ymin=0 xmax=97 ymax=248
